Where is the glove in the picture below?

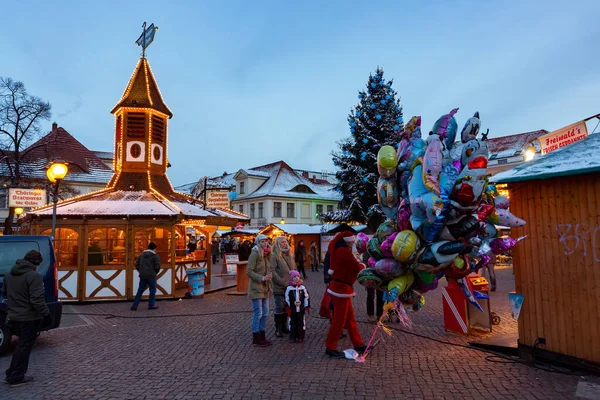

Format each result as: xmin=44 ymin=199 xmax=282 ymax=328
xmin=42 ymin=314 xmax=53 ymax=328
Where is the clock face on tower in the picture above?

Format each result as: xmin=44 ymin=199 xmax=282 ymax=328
xmin=151 ymin=144 xmax=163 ymax=165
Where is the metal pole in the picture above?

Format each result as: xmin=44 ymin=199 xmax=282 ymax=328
xmin=51 ymin=182 xmax=59 ymax=241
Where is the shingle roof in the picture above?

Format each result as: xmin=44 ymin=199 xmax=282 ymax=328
xmin=492 ymin=132 xmax=600 ymax=183
xmin=487 ymin=130 xmax=548 ymax=159
xmin=110 ymin=58 xmax=173 ymax=118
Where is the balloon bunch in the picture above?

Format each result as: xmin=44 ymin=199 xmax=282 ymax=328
xmin=356 ymin=110 xmax=526 ymax=318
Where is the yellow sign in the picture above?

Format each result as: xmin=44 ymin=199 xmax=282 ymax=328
xmin=539 ymin=120 xmax=588 ymax=155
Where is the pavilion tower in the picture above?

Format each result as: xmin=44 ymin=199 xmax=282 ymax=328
xmin=108 ymin=57 xmax=175 ymax=193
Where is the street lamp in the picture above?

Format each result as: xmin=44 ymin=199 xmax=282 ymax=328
xmin=47 ymin=161 xmax=68 ymax=240
xmin=280 ymin=218 xmax=285 ymax=225
xmin=14 ymin=207 xmax=24 ymax=235
xmin=524 ymin=144 xmax=536 ymax=162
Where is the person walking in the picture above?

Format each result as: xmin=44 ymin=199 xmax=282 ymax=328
xmin=295 ymin=240 xmax=307 ymax=279
xmin=270 ymin=236 xmax=296 ymax=338
xmin=131 ymin=242 xmax=161 ymax=311
xmin=211 ymin=240 xmax=219 ymax=264
xmin=308 ymin=241 xmax=319 ymax=272
xmin=3 ymin=250 xmax=52 ymax=387
xmin=247 ymin=234 xmax=273 ymax=347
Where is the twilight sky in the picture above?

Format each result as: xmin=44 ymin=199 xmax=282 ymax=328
xmin=2 ymin=0 xmax=599 ymax=186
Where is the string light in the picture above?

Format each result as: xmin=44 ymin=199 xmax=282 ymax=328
xmin=145 ymin=60 xmax=173 ymax=117
xmin=143 ymin=60 xmax=153 ymax=107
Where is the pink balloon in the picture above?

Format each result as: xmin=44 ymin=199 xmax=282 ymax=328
xmin=396 ymin=200 xmax=412 ymax=231
xmin=356 ymin=232 xmax=369 ymax=254
xmin=367 ymin=257 xmax=377 ymax=269
xmin=380 ymin=232 xmax=398 ymax=258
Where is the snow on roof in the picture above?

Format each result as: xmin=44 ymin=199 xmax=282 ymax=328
xmin=487 ymin=130 xmax=548 ymax=159
xmin=240 ymin=162 xmax=341 ymax=201
xmin=492 ymin=132 xmax=600 ymax=183
xmin=219 ymin=229 xmax=260 ymax=236
xmin=267 ymin=224 xmax=325 ymax=235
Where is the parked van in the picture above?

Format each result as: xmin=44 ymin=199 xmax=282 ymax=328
xmin=0 ymin=235 xmax=63 ymax=354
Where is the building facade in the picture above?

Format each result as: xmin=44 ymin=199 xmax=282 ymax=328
xmin=486 ymin=130 xmax=548 ymax=176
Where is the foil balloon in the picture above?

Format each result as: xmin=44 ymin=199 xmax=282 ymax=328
xmin=377 ymin=177 xmax=399 ymax=219
xmin=375 ymin=258 xmax=404 ymax=279
xmin=422 ymin=134 xmax=443 ymax=195
xmin=380 ymin=232 xmax=398 ymax=258
xmin=489 ymin=236 xmax=527 ymax=254
xmin=355 ymin=232 xmax=369 ymax=254
xmin=431 ymin=108 xmax=459 ymax=144
xmin=460 ymin=111 xmax=481 ymax=143
xmin=396 ymin=200 xmax=412 ymax=231
xmin=494 ymin=195 xmax=510 ymax=210
xmin=439 ymin=215 xmax=480 ymax=241
xmin=367 ymin=237 xmax=384 ymax=261
xmin=489 ymin=208 xmax=526 ymax=228
xmin=451 ymin=139 xmax=489 ymax=211
xmin=482 ymin=222 xmax=498 ymax=238
xmin=377 ymin=220 xmax=398 ymax=243
xmin=357 ymin=268 xmax=383 ymax=289
xmin=367 ymin=257 xmax=377 ymax=269
xmin=441 ymin=256 xmax=472 ymax=279
xmin=391 ymin=230 xmax=421 ymax=263
xmin=377 ymin=145 xmax=398 ymax=178
xmin=388 ymin=271 xmax=415 ymax=296
xmin=416 ymin=240 xmax=470 ymax=270
xmin=408 ymin=164 xmax=444 ymax=230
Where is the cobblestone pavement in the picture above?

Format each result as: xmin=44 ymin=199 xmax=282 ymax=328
xmin=0 ymin=265 xmax=594 ymax=399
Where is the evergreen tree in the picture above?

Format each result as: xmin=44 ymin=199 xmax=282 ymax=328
xmin=328 ymin=67 xmax=404 ymax=229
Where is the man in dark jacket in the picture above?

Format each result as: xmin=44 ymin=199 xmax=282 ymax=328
xmin=3 ymin=250 xmax=51 ymax=387
xmin=130 ymin=242 xmax=161 ymax=311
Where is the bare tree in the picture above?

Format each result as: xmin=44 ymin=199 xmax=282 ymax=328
xmin=0 ymin=77 xmax=51 ymax=234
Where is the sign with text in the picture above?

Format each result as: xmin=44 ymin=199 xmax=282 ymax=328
xmin=539 ymin=120 xmax=588 ymax=155
xmin=8 ymin=188 xmax=47 ymax=208
xmin=225 ymin=253 xmax=239 ymax=275
xmin=206 ymin=190 xmax=231 ymax=209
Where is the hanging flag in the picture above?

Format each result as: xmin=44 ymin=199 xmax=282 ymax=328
xmin=136 ymin=23 xmax=158 ymax=50
xmin=508 ymin=292 xmax=525 ymax=320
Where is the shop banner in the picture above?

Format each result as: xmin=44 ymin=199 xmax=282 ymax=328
xmin=538 ymin=120 xmax=588 ymax=155
xmin=206 ymin=190 xmax=230 ymax=209
xmin=8 ymin=188 xmax=47 ymax=208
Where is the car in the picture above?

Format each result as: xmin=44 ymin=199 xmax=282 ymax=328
xmin=0 ymin=235 xmax=63 ymax=354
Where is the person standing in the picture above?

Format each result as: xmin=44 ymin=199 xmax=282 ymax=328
xmin=3 ymin=250 xmax=52 ymax=387
xmin=363 ymin=252 xmax=384 ymax=323
xmin=131 ymin=242 xmax=161 ymax=311
xmin=295 ymin=240 xmax=307 ymax=279
xmin=480 ymin=253 xmax=498 ymax=291
xmin=270 ymin=236 xmax=296 ymax=338
xmin=308 ymin=241 xmax=319 ymax=272
xmin=211 ymin=240 xmax=219 ymax=264
xmin=247 ymin=234 xmax=273 ymax=347
xmin=285 ymin=270 xmax=310 ymax=343
xmin=187 ymin=235 xmax=198 ymax=254
xmin=325 ymin=232 xmax=367 ymax=358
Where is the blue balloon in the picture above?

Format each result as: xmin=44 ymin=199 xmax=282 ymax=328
xmin=356 ymin=111 xmax=361 ymax=117
xmin=380 ymin=100 xmax=386 ymax=105
xmin=394 ymin=125 xmax=399 ymax=130
xmin=376 ymin=114 xmax=382 ymax=120
xmin=370 ymin=104 xmax=376 ymax=109
xmin=371 ymin=83 xmax=376 ymax=88
xmin=363 ymin=138 xmax=368 ymax=144
xmin=386 ymin=95 xmax=391 ymax=100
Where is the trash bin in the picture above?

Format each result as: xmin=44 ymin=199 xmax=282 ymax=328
xmin=185 ymin=268 xmax=207 ymax=297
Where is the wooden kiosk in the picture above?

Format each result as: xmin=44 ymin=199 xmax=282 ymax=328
xmin=23 ymin=55 xmax=248 ymax=302
xmin=493 ymin=133 xmax=600 ymax=371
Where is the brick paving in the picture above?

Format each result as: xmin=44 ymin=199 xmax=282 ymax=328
xmin=0 ymin=265 xmax=593 ymax=399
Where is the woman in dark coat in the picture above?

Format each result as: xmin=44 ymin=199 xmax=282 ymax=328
xmin=294 ymin=240 xmax=307 ymax=279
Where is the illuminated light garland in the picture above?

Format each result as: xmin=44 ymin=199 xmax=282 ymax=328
xmin=111 ymin=59 xmax=143 ymax=113
xmin=145 ymin=60 xmax=173 ymax=117
xmin=143 ymin=61 xmax=154 ymax=107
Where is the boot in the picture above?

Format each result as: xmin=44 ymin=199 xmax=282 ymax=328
xmin=259 ymin=331 xmax=272 ymax=346
xmin=274 ymin=315 xmax=284 ymax=338
xmin=252 ymin=332 xmax=268 ymax=347
xmin=281 ymin=315 xmax=290 ymax=334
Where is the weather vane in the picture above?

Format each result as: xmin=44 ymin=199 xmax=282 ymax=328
xmin=135 ymin=22 xmax=158 ymax=58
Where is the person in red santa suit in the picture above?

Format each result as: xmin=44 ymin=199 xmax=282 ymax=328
xmin=325 ymin=231 xmax=367 ymax=358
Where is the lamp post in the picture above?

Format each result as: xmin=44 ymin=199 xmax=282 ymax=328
xmin=46 ymin=162 xmax=69 ymax=241
xmin=14 ymin=207 xmax=24 ymax=235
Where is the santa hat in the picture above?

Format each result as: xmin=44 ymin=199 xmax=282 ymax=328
xmin=327 ymin=231 xmax=355 ymax=276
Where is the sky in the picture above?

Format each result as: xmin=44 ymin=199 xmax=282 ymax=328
xmin=2 ymin=0 xmax=600 ymax=186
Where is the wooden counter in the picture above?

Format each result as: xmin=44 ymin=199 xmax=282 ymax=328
xmin=227 ymin=261 xmax=249 ymax=296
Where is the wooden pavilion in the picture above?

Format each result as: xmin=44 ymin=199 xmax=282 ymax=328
xmin=493 ymin=132 xmax=600 ymax=371
xmin=22 ymin=55 xmax=248 ymax=302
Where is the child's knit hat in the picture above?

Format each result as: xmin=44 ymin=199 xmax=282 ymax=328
xmin=289 ymin=270 xmax=302 ymax=286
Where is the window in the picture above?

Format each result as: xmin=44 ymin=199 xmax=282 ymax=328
xmin=258 ymin=202 xmax=264 ymax=218
xmin=239 ymin=182 xmax=245 ymax=194
xmin=250 ymin=203 xmax=255 ymax=218
xmin=134 ymin=227 xmax=171 ymax=264
xmin=130 ymin=143 xmax=142 ymax=158
xmin=273 ymin=202 xmax=282 ymax=218
xmin=287 ymin=203 xmax=295 ymax=218
xmin=41 ymin=228 xmax=79 ymax=268
xmin=0 ymin=241 xmax=41 ymax=276
xmin=239 ymin=204 xmax=244 ymax=214
xmin=302 ymin=204 xmax=310 ymax=218
xmin=87 ymin=228 xmax=126 ymax=266
xmin=316 ymin=204 xmax=323 ymax=217
xmin=498 ymin=159 xmax=508 ymax=165
xmin=289 ymin=184 xmax=316 ymax=194
xmin=0 ymin=189 xmax=7 ymax=209
xmin=327 ymin=205 xmax=334 ymax=213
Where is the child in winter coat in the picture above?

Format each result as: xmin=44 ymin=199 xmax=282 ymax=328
xmin=285 ymin=270 xmax=310 ymax=343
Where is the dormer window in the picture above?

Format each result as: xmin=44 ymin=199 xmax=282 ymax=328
xmin=240 ymin=182 xmax=245 ymax=194
xmin=289 ymin=184 xmax=315 ymax=194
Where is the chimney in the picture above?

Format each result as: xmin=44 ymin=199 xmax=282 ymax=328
xmin=52 ymin=122 xmax=58 ymax=132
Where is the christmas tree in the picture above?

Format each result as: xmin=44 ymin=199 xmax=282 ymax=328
xmin=327 ymin=67 xmax=404 ymax=229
